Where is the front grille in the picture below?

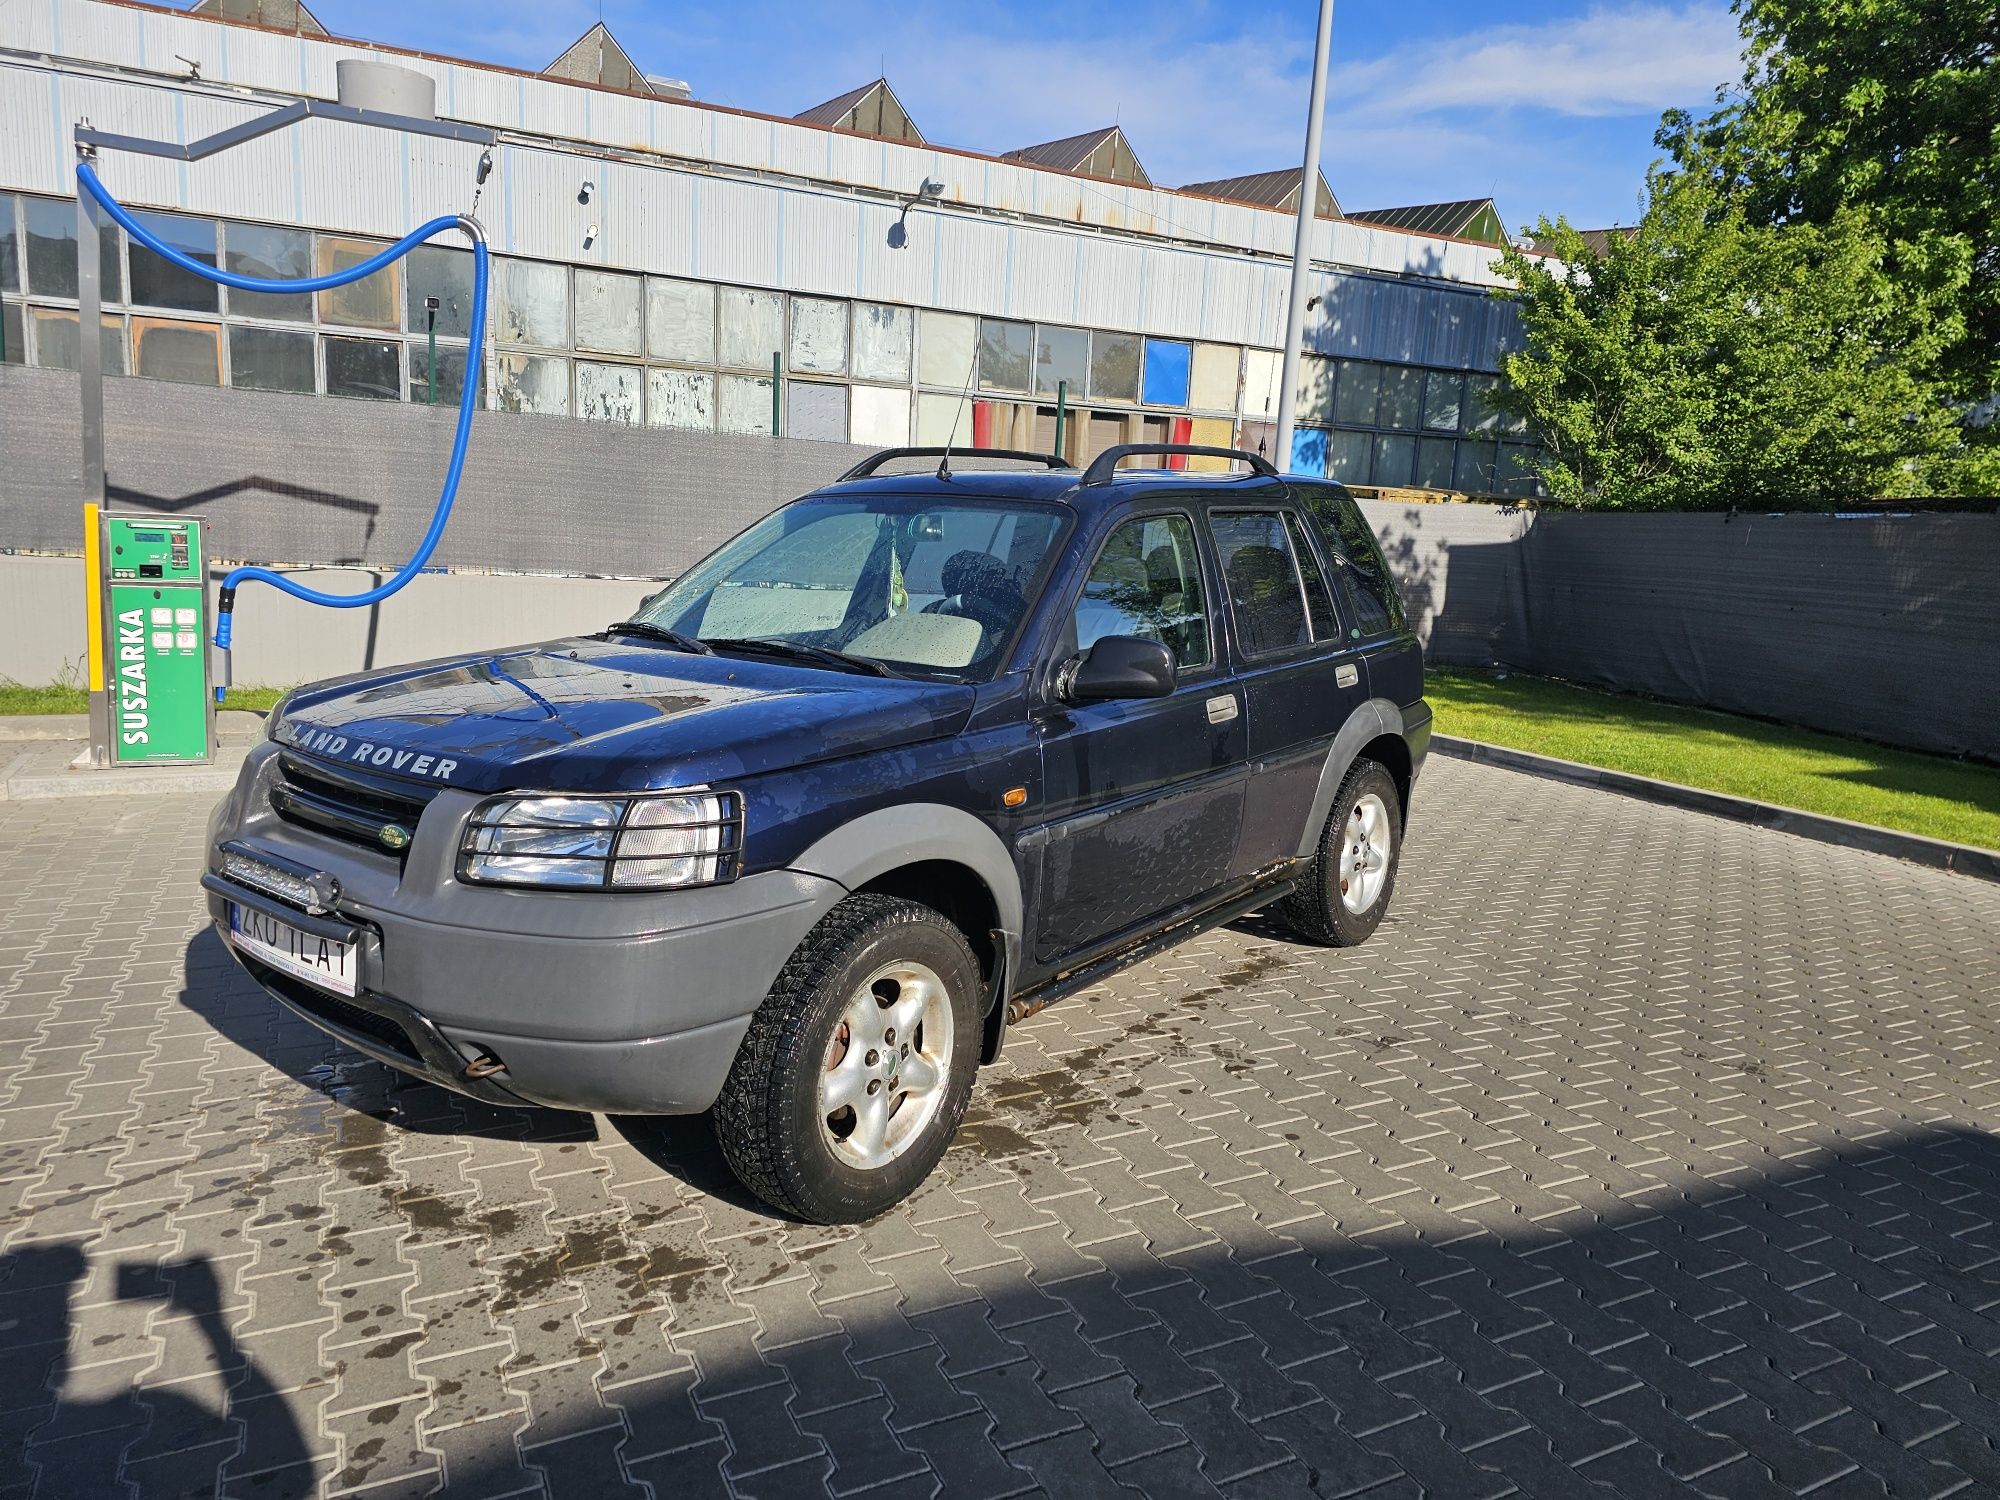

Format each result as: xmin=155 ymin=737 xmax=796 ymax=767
xmin=247 ymin=959 xmax=421 ymax=1063
xmin=270 ymin=750 xmax=437 ymax=858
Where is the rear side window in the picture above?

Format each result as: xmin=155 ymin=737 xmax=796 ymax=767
xmin=1310 ymin=489 xmax=1403 ymax=638
xmin=1209 ymin=511 xmax=1310 ymax=657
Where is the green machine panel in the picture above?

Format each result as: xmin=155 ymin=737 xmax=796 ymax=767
xmin=102 ymin=515 xmax=212 ymax=766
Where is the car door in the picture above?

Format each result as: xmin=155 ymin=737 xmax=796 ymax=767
xmin=1026 ymin=509 xmax=1246 ymax=964
xmin=1207 ymin=505 xmax=1370 ymax=879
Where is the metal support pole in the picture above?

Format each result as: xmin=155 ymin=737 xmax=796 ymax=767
xmin=1275 ymin=0 xmax=1334 ymax=475
xmin=77 ymin=167 xmax=112 ymax=767
xmin=771 ymin=351 xmax=782 ymax=437
xmin=1053 ymin=379 xmax=1067 ymax=459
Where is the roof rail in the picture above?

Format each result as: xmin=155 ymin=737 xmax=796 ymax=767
xmin=1079 ymin=445 xmax=1280 ymax=487
xmin=834 ymin=447 xmax=1074 ymax=482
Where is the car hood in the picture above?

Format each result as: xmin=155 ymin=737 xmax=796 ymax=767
xmin=271 ymin=640 xmax=975 ymax=794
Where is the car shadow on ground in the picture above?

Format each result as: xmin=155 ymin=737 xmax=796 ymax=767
xmin=177 ymin=928 xmax=774 ymax=1215
xmin=177 ymin=927 xmax=599 ymax=1147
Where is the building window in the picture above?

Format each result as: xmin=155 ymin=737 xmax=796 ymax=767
xmin=324 ymin=335 xmax=401 ymax=399
xmin=494 ymin=258 xmax=569 ymax=348
xmin=0 ymin=193 xmax=17 ymax=293
xmin=850 ymin=384 xmax=910 ymax=446
xmin=852 ymin=302 xmax=911 ymax=383
xmin=576 ymin=359 xmax=643 ymax=423
xmin=789 ymin=296 xmax=848 ymax=375
xmin=30 ymin=309 xmax=125 ymax=373
xmin=312 ymin=238 xmax=397 ymax=330
xmin=1089 ymin=331 xmax=1140 ymax=403
xmin=718 ymin=287 xmax=784 ymax=370
xmin=718 ymin=372 xmax=775 ymax=433
xmin=788 ymin=379 xmax=849 ymax=441
xmin=2 ymin=303 xmax=22 ymax=365
xmin=25 ymin=198 xmax=122 ymax=301
xmin=1422 ymin=371 xmax=1463 ymax=431
xmin=977 ymin=319 xmax=1031 ymax=393
xmin=229 ymin=325 xmax=315 ymax=393
xmin=131 ymin=316 xmax=222 ymax=384
xmin=1377 ymin=366 xmax=1423 ymax=430
xmin=1034 ymin=326 xmax=1088 ymax=399
xmin=1333 ymin=359 xmax=1379 ymax=426
xmin=917 ymin=309 xmax=974 ymax=389
xmin=405 ymin=245 xmax=478 ymax=339
xmin=1189 ymin=343 xmax=1239 ymax=413
xmin=575 ymin=269 xmax=644 ymax=356
xmin=1142 ymin=339 xmax=1192 ymax=407
xmin=497 ymin=352 xmax=571 ymax=416
xmin=648 ymin=277 xmax=716 ymax=364
xmin=407 ymin=342 xmax=481 ymax=406
xmin=224 ymin=223 xmax=312 ymax=322
xmin=648 ymin=367 xmax=714 ymax=431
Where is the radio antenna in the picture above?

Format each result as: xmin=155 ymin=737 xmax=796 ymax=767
xmin=937 ymin=358 xmax=977 ymax=481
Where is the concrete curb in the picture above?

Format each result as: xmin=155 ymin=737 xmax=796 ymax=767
xmin=0 ymin=711 xmax=265 ymax=742
xmin=1433 ymin=734 xmax=2000 ymax=885
xmin=0 ymin=743 xmax=250 ymax=801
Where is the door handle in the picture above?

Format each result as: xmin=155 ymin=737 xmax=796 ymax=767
xmin=1335 ymin=663 xmax=1360 ymax=689
xmin=1205 ymin=694 xmax=1239 ymax=725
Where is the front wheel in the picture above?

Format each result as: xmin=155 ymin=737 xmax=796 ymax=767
xmin=713 ymin=894 xmax=981 ymax=1223
xmin=1277 ymin=759 xmax=1403 ymax=947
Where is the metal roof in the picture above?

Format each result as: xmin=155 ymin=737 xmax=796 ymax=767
xmin=795 ymin=80 xmax=880 ymax=127
xmin=1178 ymin=168 xmax=1340 ymax=217
xmin=793 ymin=78 xmax=925 ymax=143
xmin=1347 ymin=199 xmax=1497 ymax=238
xmin=1001 ymin=126 xmax=1149 ymax=184
xmin=189 ymin=0 xmax=325 ymax=33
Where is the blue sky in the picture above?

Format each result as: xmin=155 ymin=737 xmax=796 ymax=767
xmin=289 ymin=0 xmax=1748 ymax=232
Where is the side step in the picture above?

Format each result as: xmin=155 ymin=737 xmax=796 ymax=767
xmin=1005 ymin=878 xmax=1296 ymax=1026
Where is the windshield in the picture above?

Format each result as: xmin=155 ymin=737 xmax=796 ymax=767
xmin=635 ymin=495 xmax=1071 ymax=682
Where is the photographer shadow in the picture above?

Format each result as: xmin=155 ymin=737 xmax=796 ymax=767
xmin=0 ymin=1243 xmax=313 ymax=1498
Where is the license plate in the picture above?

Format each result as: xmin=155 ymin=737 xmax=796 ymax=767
xmin=229 ymin=902 xmax=356 ymax=997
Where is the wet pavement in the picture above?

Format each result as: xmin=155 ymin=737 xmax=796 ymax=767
xmin=3 ymin=757 xmax=2000 ymax=1498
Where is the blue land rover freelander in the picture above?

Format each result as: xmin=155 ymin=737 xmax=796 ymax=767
xmin=204 ymin=445 xmax=1430 ymax=1222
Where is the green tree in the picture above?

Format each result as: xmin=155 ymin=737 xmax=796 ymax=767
xmin=1495 ymin=167 xmax=1972 ymax=508
xmin=1656 ymin=0 xmax=1998 ymax=404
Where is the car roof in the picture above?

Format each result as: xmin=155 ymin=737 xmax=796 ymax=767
xmin=809 ymin=464 xmax=1308 ymax=519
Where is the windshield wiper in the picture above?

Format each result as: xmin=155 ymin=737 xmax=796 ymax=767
xmin=707 ymin=637 xmax=899 ymax=678
xmin=602 ymin=621 xmax=712 ymax=654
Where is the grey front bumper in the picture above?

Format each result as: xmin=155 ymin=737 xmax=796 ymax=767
xmin=206 ymin=744 xmax=846 ymax=1114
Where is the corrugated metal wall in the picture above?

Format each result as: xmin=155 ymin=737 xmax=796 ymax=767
xmin=4 ymin=0 xmax=1524 ymax=369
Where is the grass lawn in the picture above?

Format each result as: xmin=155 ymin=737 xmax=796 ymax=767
xmin=1426 ymin=667 xmax=2000 ymax=852
xmin=0 ymin=683 xmax=288 ymax=716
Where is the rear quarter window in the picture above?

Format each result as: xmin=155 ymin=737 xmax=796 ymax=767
xmin=1304 ymin=486 xmax=1404 ymax=639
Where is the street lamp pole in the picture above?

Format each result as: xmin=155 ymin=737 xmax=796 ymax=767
xmin=1274 ymin=0 xmax=1334 ymax=474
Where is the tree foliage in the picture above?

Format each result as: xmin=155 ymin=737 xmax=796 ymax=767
xmin=1493 ymin=0 xmax=1997 ymax=506
xmin=1657 ymin=0 xmax=1998 ymax=402
xmin=1495 ymin=172 xmax=1971 ymax=508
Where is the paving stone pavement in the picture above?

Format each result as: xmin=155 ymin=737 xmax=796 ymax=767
xmin=4 ymin=758 xmax=2000 ymax=1499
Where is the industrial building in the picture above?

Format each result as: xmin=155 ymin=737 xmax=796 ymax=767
xmin=0 ymin=0 xmax=1541 ymax=496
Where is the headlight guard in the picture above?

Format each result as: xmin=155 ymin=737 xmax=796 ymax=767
xmin=458 ymin=789 xmax=743 ymax=891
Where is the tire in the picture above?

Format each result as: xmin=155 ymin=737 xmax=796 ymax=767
xmin=1278 ymin=759 xmax=1403 ymax=948
xmin=712 ymin=894 xmax=982 ymax=1223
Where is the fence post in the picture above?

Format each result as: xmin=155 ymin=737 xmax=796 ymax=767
xmin=771 ymin=352 xmax=781 ymax=437
xmin=1053 ymin=379 xmax=1067 ymax=458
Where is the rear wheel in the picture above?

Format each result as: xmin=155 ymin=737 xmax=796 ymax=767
xmin=1278 ymin=759 xmax=1402 ymax=947
xmin=713 ymin=894 xmax=981 ymax=1223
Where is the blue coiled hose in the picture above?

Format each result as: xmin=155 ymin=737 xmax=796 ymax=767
xmin=76 ymin=162 xmax=489 ymax=699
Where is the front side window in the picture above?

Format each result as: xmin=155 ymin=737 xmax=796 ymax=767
xmin=1210 ymin=511 xmax=1310 ymax=657
xmin=640 ymin=497 xmax=1069 ymax=681
xmin=1072 ymin=514 xmax=1212 ymax=670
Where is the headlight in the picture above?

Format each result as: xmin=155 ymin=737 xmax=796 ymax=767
xmin=459 ymin=790 xmax=742 ymax=891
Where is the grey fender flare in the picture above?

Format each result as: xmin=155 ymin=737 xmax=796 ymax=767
xmin=1295 ymin=698 xmax=1406 ymax=858
xmin=788 ymin=802 xmax=1025 ymax=944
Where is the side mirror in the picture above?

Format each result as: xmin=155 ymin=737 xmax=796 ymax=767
xmin=1060 ymin=635 xmax=1177 ymax=703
